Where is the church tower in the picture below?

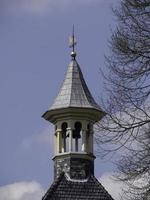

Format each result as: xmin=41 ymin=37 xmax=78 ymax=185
xmin=42 ymin=32 xmax=114 ymax=200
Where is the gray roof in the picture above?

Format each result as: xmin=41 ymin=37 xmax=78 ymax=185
xmin=42 ymin=173 xmax=114 ymax=200
xmin=49 ymin=59 xmax=102 ymax=112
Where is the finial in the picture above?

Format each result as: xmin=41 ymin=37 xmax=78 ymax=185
xmin=69 ymin=25 xmax=77 ymax=59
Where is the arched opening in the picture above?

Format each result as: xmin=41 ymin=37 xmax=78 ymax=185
xmin=87 ymin=123 xmax=90 ymax=131
xmin=55 ymin=125 xmax=57 ymax=131
xmin=86 ymin=123 xmax=91 ymax=153
xmin=73 ymin=122 xmax=82 ymax=152
xmin=86 ymin=123 xmax=93 ymax=153
xmin=61 ymin=122 xmax=68 ymax=152
xmin=87 ymin=123 xmax=91 ymax=137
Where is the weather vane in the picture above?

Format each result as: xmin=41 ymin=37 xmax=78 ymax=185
xmin=69 ymin=25 xmax=77 ymax=59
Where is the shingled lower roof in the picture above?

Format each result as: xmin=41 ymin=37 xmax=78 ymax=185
xmin=49 ymin=59 xmax=102 ymax=112
xmin=42 ymin=173 xmax=114 ymax=200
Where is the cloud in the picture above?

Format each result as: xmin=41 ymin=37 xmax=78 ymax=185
xmin=0 ymin=181 xmax=44 ymax=200
xmin=0 ymin=174 xmax=122 ymax=200
xmin=1 ymin=0 xmax=102 ymax=14
xmin=100 ymin=172 xmax=150 ymax=200
xmin=100 ymin=172 xmax=124 ymax=200
xmin=0 ymin=173 xmax=122 ymax=200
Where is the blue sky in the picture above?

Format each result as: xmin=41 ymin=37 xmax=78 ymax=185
xmin=0 ymin=0 xmax=121 ymax=199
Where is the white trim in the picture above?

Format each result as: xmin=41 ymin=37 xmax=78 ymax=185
xmin=65 ymin=173 xmax=89 ymax=183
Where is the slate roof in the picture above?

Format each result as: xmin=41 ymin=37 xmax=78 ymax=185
xmin=42 ymin=173 xmax=114 ymax=200
xmin=49 ymin=59 xmax=103 ymax=112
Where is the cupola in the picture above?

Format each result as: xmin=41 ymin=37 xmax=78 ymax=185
xmin=41 ymin=30 xmax=114 ymax=200
xmin=42 ymin=31 xmax=105 ymax=180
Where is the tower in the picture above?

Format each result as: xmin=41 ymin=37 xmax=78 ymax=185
xmin=42 ymin=32 xmax=114 ymax=200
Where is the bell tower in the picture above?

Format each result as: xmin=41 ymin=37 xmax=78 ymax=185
xmin=41 ymin=31 xmax=115 ymax=200
xmin=42 ymin=31 xmax=105 ymax=181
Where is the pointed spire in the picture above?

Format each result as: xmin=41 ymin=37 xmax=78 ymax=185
xmin=42 ymin=30 xmax=106 ymax=123
xmin=69 ymin=25 xmax=77 ymax=60
xmin=47 ymin=59 xmax=104 ymax=113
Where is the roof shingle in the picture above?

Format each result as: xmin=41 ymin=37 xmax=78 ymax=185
xmin=42 ymin=173 xmax=114 ymax=200
xmin=49 ymin=59 xmax=102 ymax=112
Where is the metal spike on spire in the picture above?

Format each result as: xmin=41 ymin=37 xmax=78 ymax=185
xmin=69 ymin=25 xmax=77 ymax=59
